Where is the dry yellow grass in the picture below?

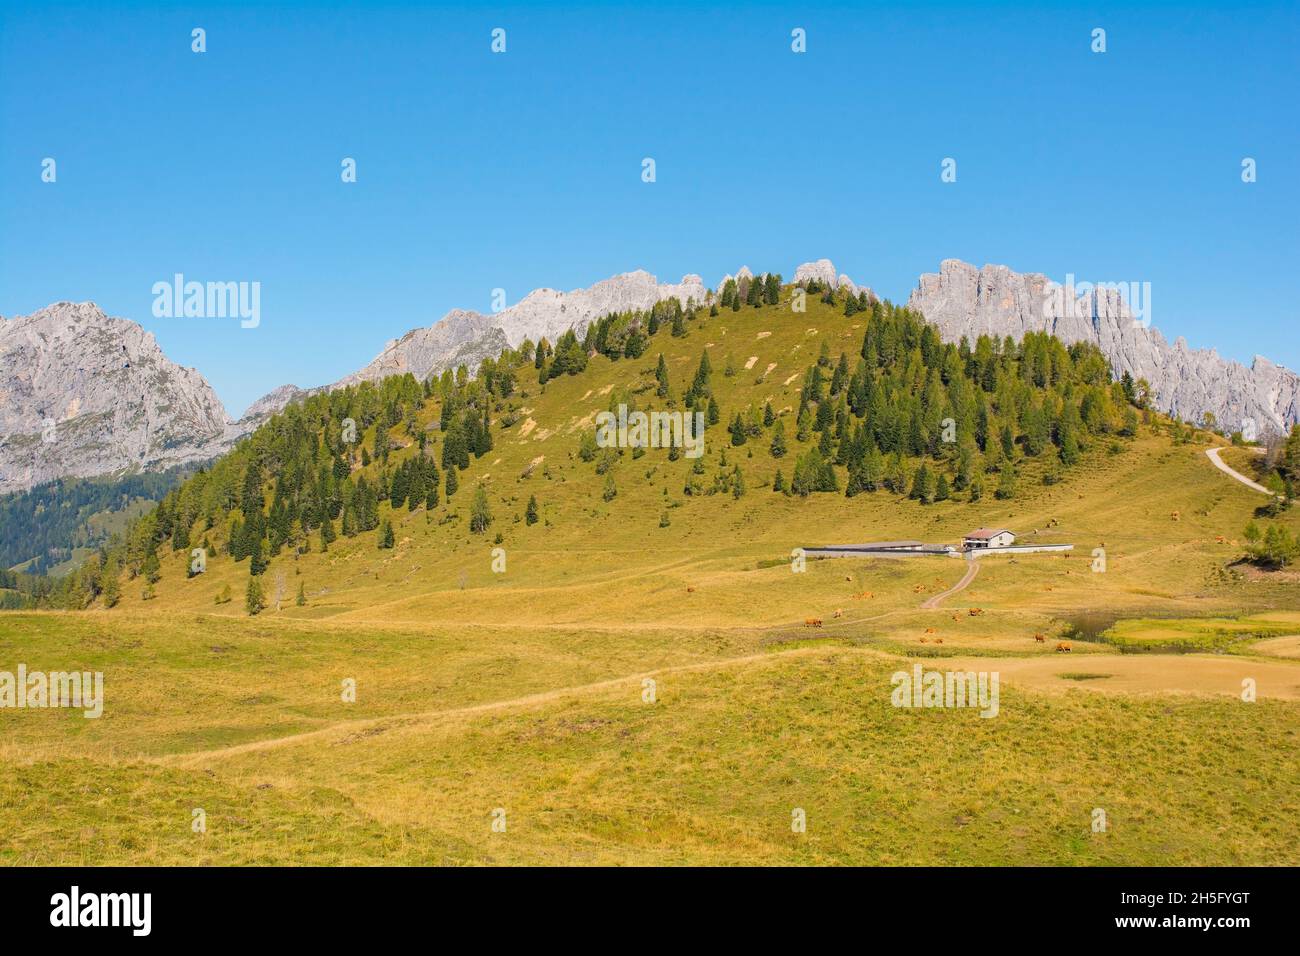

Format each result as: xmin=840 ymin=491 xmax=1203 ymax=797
xmin=4 ymin=295 xmax=1299 ymax=865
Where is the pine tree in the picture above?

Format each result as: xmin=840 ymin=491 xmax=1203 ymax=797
xmin=602 ymin=475 xmax=617 ymax=501
xmin=445 ymin=467 xmax=459 ymax=498
xmin=296 ymin=582 xmax=306 ymax=606
xmin=101 ymin=569 xmax=122 ymax=608
xmin=470 ymin=486 xmax=493 ymax=534
xmin=525 ymin=495 xmax=539 ymax=525
xmin=249 ymin=538 xmax=267 ymax=575
xmin=911 ymin=462 xmax=936 ymax=503
xmin=770 ymin=420 xmax=788 ymax=458
xmin=655 ymin=354 xmax=670 ymax=398
xmin=731 ymin=465 xmax=746 ymax=499
xmin=995 ymin=463 xmax=1017 ymax=500
xmin=378 ymin=519 xmax=395 ymax=549
xmin=141 ymin=551 xmax=161 ymax=584
xmin=729 ymin=414 xmax=747 ymax=446
xmin=796 ymin=406 xmax=812 ymax=443
xmin=245 ymin=576 xmax=265 ymax=616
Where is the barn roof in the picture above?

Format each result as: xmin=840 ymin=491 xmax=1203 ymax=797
xmin=965 ymin=528 xmax=1013 ymax=540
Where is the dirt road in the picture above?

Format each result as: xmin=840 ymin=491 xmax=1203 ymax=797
xmin=921 ymin=558 xmax=980 ymax=609
xmin=1206 ymin=445 xmax=1276 ymax=496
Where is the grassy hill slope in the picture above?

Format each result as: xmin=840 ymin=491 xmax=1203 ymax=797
xmin=3 ymin=285 xmax=1298 ymax=865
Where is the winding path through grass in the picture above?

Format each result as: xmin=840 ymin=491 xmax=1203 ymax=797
xmin=921 ymin=558 xmax=980 ymax=609
xmin=1206 ymin=445 xmax=1276 ymax=496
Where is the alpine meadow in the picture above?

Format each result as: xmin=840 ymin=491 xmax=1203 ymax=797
xmin=4 ymin=282 xmax=1298 ymax=866
xmin=2 ymin=3 xmax=1298 ymax=926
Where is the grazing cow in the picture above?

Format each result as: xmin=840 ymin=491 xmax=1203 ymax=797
xmin=686 ymin=586 xmax=696 ymax=593
xmin=1056 ymin=642 xmax=1072 ymax=653
xmin=934 ymin=638 xmax=943 ymax=644
xmin=968 ymin=608 xmax=984 ymax=617
xmin=1034 ymin=633 xmax=1046 ymax=643
xmin=925 ymin=627 xmax=935 ymax=634
xmin=920 ymin=637 xmax=928 ymax=643
xmin=804 ymin=618 xmax=822 ymax=628
xmin=833 ymin=609 xmax=844 ymax=619
xmin=1170 ymin=511 xmax=1181 ymax=521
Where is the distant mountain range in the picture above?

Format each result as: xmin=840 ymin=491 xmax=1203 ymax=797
xmin=3 ymin=258 xmax=1296 ymax=494
xmin=906 ymin=259 xmax=1300 ymax=439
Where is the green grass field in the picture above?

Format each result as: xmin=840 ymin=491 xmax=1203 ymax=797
xmin=3 ymin=295 xmax=1298 ymax=865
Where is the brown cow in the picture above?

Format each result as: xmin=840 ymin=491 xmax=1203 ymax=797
xmin=833 ymin=609 xmax=844 ymax=619
xmin=1034 ymin=633 xmax=1046 ymax=643
xmin=804 ymin=618 xmax=823 ymax=628
xmin=1056 ymin=642 xmax=1072 ymax=653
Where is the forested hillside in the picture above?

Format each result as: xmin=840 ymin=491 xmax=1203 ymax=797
xmin=0 ymin=468 xmax=192 ymax=573
xmin=15 ymin=276 xmax=1155 ymax=610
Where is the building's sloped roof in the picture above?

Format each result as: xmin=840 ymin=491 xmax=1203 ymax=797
xmin=965 ymin=528 xmax=1013 ymax=540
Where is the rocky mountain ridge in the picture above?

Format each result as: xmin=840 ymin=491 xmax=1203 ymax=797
xmin=4 ymin=259 xmax=1295 ymax=495
xmin=905 ymin=259 xmax=1300 ymax=437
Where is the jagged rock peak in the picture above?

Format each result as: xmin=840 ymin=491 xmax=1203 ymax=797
xmin=906 ymin=259 xmax=1300 ymax=435
xmin=793 ymin=259 xmax=875 ymax=302
xmin=0 ymin=301 xmax=243 ymax=494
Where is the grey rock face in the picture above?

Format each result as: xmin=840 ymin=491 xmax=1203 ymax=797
xmin=906 ymin=259 xmax=1300 ymax=436
xmin=793 ymin=259 xmax=875 ymax=303
xmin=248 ymin=269 xmax=710 ymax=416
xmin=0 ymin=302 xmax=244 ymax=494
xmin=9 ymin=259 xmax=1295 ymax=497
xmin=237 ymin=383 xmax=309 ymax=423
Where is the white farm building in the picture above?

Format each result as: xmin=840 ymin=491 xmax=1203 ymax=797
xmin=963 ymin=528 xmax=1016 ymax=550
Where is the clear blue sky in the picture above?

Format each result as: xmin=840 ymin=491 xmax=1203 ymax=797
xmin=2 ymin=0 xmax=1296 ymax=416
